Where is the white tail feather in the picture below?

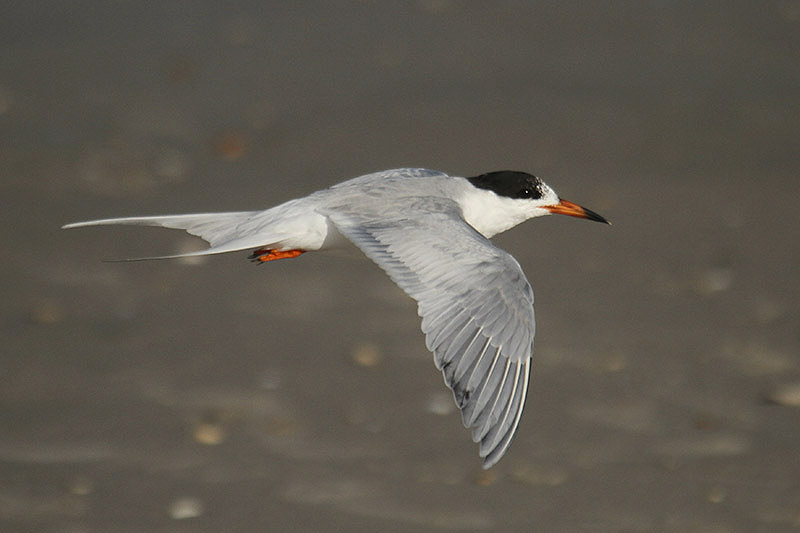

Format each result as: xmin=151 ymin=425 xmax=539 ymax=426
xmin=62 ymin=211 xmax=284 ymax=260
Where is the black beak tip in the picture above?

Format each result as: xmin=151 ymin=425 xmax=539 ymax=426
xmin=585 ymin=208 xmax=611 ymax=225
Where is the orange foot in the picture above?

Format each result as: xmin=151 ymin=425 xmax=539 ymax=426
xmin=248 ymin=248 xmax=305 ymax=263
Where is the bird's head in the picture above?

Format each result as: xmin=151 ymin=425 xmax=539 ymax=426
xmin=461 ymin=170 xmax=609 ymax=238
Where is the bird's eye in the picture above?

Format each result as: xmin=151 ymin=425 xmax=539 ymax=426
xmin=517 ymin=180 xmax=543 ymax=200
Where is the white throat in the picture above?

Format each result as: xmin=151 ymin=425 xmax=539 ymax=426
xmin=458 ymin=186 xmax=557 ymax=239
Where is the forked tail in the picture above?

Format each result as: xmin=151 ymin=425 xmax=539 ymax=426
xmin=62 ymin=211 xmax=282 ymax=261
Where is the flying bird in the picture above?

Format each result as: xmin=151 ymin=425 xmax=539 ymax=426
xmin=64 ymin=168 xmax=609 ymax=468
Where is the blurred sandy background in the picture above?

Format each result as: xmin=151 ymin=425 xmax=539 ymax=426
xmin=2 ymin=2 xmax=799 ymax=532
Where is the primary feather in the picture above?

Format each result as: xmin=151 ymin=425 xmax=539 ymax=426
xmin=321 ymin=195 xmax=535 ymax=468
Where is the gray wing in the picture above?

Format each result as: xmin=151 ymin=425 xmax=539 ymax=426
xmin=325 ymin=197 xmax=535 ymax=468
xmin=329 ymin=168 xmax=449 ymax=188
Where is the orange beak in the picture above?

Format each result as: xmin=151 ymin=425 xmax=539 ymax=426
xmin=544 ymin=199 xmax=610 ymax=224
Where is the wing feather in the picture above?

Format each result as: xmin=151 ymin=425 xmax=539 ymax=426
xmin=325 ymin=196 xmax=535 ymax=468
xmin=451 ymin=327 xmax=486 ymax=383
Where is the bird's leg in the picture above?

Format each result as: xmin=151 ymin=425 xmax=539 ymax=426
xmin=248 ymin=248 xmax=305 ymax=263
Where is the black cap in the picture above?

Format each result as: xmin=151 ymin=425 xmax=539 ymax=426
xmin=467 ymin=171 xmax=545 ymax=200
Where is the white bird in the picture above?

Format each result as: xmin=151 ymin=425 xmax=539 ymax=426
xmin=63 ymin=168 xmax=609 ymax=468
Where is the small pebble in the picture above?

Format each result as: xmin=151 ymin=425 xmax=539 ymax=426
xmin=193 ymin=421 xmax=226 ymax=445
xmin=474 ymin=469 xmax=498 ymax=486
xmin=351 ymin=342 xmax=382 ymax=367
xmin=425 ymin=392 xmax=455 ymax=416
xmin=764 ymin=382 xmax=800 ymax=407
xmin=168 ymin=497 xmax=204 ymax=520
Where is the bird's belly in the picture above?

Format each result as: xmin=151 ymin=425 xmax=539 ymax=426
xmin=273 ymin=215 xmax=347 ymax=252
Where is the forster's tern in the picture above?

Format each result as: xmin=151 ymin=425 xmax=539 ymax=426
xmin=64 ymin=168 xmax=609 ymax=468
